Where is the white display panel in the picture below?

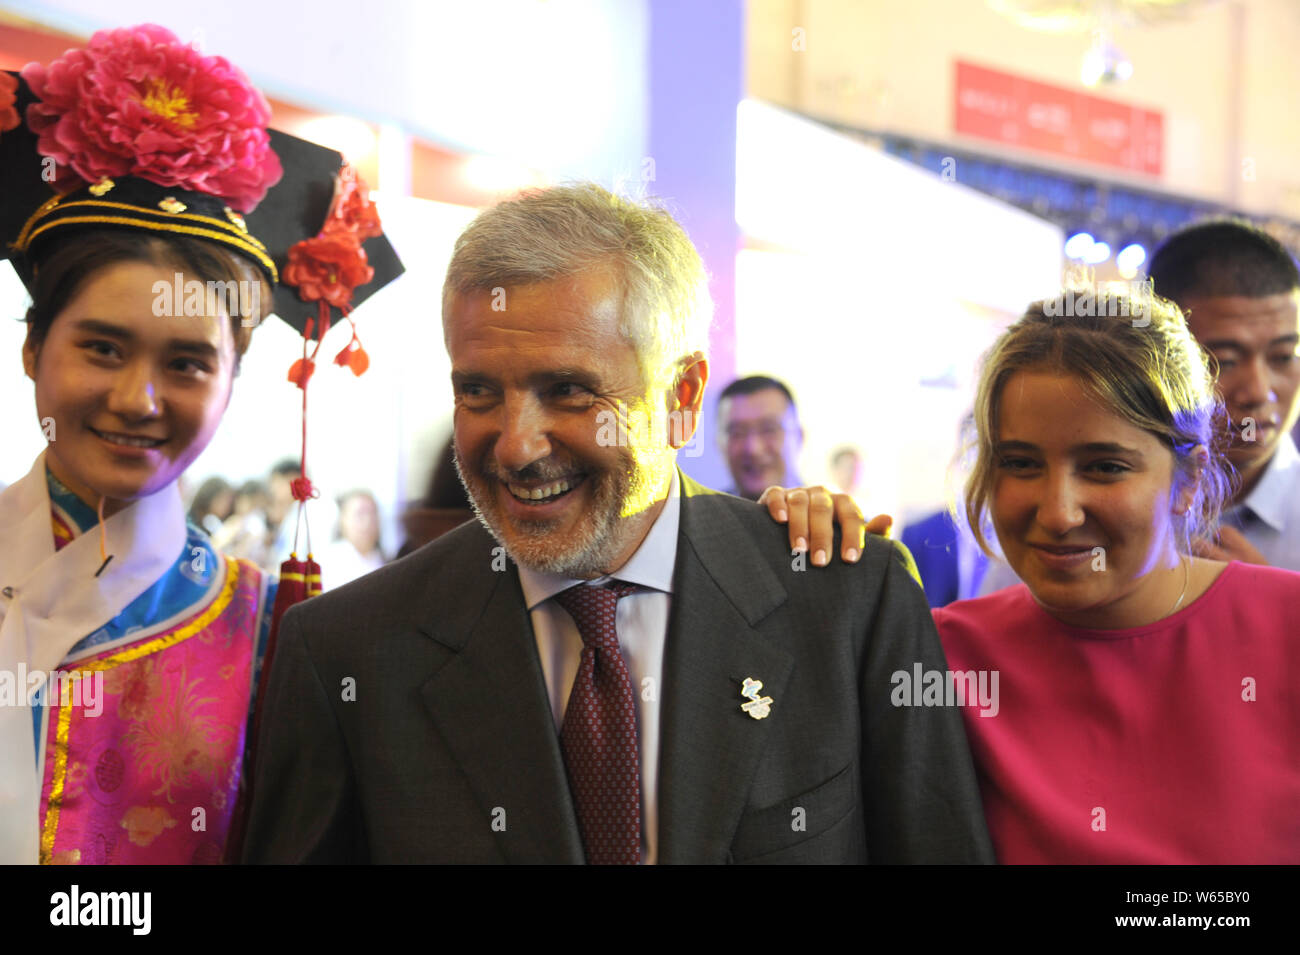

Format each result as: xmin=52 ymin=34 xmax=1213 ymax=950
xmin=734 ymin=99 xmax=1064 ymax=521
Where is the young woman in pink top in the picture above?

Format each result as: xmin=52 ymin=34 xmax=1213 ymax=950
xmin=935 ymin=291 xmax=1300 ymax=864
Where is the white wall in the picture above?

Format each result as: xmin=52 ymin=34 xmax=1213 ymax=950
xmin=0 ymin=264 xmax=42 ymax=487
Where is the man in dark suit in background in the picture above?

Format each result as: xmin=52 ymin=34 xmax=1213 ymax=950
xmin=241 ymin=184 xmax=993 ymax=864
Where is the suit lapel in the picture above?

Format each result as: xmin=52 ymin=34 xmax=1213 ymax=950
xmin=416 ymin=542 xmax=583 ymax=864
xmin=658 ymin=475 xmax=794 ymax=864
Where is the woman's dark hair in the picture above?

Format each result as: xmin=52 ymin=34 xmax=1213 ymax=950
xmin=426 ymin=437 xmax=471 ymax=510
xmin=234 ymin=480 xmax=269 ymax=506
xmin=22 ymin=229 xmax=271 ymax=365
xmin=188 ymin=476 xmax=233 ymax=525
xmin=394 ymin=437 xmax=471 ymax=559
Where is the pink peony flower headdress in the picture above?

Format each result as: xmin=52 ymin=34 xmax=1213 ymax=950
xmin=21 ymin=23 xmax=282 ymax=212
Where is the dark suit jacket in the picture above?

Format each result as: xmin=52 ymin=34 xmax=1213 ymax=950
xmin=241 ymin=472 xmax=994 ymax=863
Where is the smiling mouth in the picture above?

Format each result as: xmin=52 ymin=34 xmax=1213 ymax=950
xmin=505 ymin=475 xmax=585 ymax=504
xmin=91 ymin=427 xmax=167 ymax=449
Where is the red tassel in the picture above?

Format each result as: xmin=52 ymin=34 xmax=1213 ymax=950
xmin=231 ymin=301 xmax=346 ymax=860
xmin=287 ymin=357 xmax=315 ymax=388
xmin=290 ymin=476 xmax=317 ymax=501
xmin=223 ymin=553 xmax=322 ymax=862
xmin=333 ymin=312 xmax=370 ymax=377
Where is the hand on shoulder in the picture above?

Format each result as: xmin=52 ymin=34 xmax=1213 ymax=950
xmin=757 ymin=484 xmax=894 ymax=567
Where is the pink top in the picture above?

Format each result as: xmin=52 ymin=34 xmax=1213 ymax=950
xmin=934 ymin=561 xmax=1300 ymax=864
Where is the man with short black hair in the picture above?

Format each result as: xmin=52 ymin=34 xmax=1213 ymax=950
xmin=717 ymin=375 xmax=804 ymax=500
xmin=1146 ymin=219 xmax=1300 ymax=569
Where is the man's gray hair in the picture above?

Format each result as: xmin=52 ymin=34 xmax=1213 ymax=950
xmin=442 ymin=183 xmax=712 ymax=389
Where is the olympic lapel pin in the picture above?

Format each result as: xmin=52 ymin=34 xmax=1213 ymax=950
xmin=740 ymin=676 xmax=773 ymax=720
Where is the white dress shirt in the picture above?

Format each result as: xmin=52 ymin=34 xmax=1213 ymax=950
xmin=978 ymin=433 xmax=1300 ymax=596
xmin=1220 ymin=433 xmax=1300 ymax=571
xmin=515 ymin=468 xmax=679 ymax=865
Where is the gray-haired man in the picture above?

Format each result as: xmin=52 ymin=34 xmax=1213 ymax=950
xmin=242 ymin=184 xmax=993 ymax=864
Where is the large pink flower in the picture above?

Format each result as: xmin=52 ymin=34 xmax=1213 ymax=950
xmin=0 ymin=71 xmax=19 ymax=133
xmin=21 ymin=24 xmax=282 ymax=212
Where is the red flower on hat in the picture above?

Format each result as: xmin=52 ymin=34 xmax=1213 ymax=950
xmin=20 ymin=24 xmax=282 ymax=212
xmin=284 ymin=233 xmax=375 ymax=310
xmin=0 ymin=71 xmax=19 ymax=133
xmin=327 ymin=164 xmax=383 ymax=240
xmin=283 ymin=165 xmax=385 ymax=382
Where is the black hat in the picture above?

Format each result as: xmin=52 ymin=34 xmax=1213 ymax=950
xmin=1 ymin=33 xmax=402 ymax=341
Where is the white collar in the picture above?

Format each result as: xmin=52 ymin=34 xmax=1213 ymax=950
xmin=0 ymin=450 xmax=186 ymax=864
xmin=1232 ymin=435 xmax=1300 ymax=532
xmin=519 ymin=467 xmax=681 ymax=610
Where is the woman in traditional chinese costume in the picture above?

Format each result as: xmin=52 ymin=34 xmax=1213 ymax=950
xmin=0 ymin=25 xmax=399 ymax=864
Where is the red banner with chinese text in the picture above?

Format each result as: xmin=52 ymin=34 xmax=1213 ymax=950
xmin=954 ymin=60 xmax=1163 ymax=177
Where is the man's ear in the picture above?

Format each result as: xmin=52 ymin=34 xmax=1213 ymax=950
xmin=22 ymin=325 xmax=40 ymax=381
xmin=669 ymin=352 xmax=709 ymax=450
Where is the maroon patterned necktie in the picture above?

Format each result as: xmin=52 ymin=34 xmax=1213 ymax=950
xmin=553 ymin=581 xmax=641 ymax=865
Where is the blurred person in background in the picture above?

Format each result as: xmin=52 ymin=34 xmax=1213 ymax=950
xmin=902 ymin=507 xmax=990 ymax=608
xmin=829 ymin=445 xmax=863 ymax=497
xmin=716 ymin=375 xmax=803 ymax=500
xmin=937 ymin=291 xmax=1300 ymax=863
xmin=1147 ymin=220 xmax=1300 ymax=568
xmin=211 ymin=480 xmax=272 ymax=567
xmin=320 ymin=489 xmax=386 ymax=590
xmin=901 ymin=416 xmax=990 ymax=607
xmin=265 ymin=457 xmax=304 ymax=568
xmin=397 ymin=436 xmax=474 ymax=558
xmin=187 ymin=475 xmax=235 ymax=536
